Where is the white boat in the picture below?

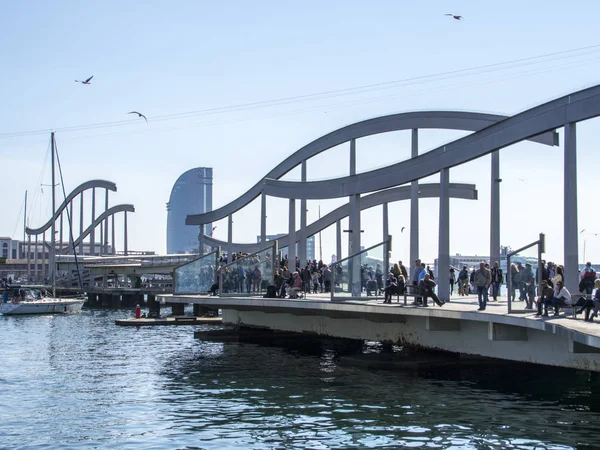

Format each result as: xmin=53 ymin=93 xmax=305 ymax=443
xmin=1 ymin=133 xmax=86 ymax=316
xmin=0 ymin=287 xmax=85 ymax=315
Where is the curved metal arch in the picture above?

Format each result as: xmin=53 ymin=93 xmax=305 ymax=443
xmin=26 ymin=180 xmax=117 ymax=235
xmin=62 ymin=204 xmax=135 ymax=254
xmin=262 ymin=84 xmax=600 ymax=200
xmin=187 ymin=111 xmax=557 ymax=226
xmin=203 ymin=182 xmax=477 ymax=254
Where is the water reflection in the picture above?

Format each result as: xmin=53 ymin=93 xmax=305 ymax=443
xmin=1 ymin=310 xmax=599 ymax=449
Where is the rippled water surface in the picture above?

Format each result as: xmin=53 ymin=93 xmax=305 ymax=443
xmin=1 ymin=308 xmax=600 ymax=449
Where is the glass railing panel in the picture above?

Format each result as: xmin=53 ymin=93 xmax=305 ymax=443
xmin=173 ymin=250 xmax=219 ymax=295
xmin=219 ymin=243 xmax=278 ymax=296
xmin=331 ymin=240 xmax=390 ymax=300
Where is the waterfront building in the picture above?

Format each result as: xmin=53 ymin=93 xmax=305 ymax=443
xmin=166 ymin=168 xmax=213 ymax=254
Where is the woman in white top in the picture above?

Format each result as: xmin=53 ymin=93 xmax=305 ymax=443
xmin=551 ymin=281 xmax=572 ymax=316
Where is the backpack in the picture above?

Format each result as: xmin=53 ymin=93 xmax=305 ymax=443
xmin=263 ymin=285 xmax=278 ymax=298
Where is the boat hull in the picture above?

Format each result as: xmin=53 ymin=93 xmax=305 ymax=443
xmin=0 ymin=299 xmax=85 ymax=315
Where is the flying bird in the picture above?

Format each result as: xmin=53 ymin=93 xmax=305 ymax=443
xmin=445 ymin=14 xmax=464 ymax=20
xmin=128 ymin=111 xmax=148 ymax=123
xmin=401 ymin=227 xmax=405 ymax=233
xmin=75 ymin=76 xmax=94 ymax=84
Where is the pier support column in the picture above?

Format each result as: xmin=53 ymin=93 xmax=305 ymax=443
xmin=410 ymin=129 xmax=419 ymax=277
xmin=227 ymin=214 xmax=233 ymax=264
xmin=438 ymin=167 xmax=450 ymax=303
xmin=288 ymin=199 xmax=296 ymax=270
xmin=148 ymin=294 xmax=160 ymax=318
xmin=298 ymin=160 xmax=307 ymax=266
xmin=171 ymin=303 xmax=185 ymax=316
xmin=490 ymin=151 xmax=501 ymax=267
xmin=564 ymin=122 xmax=579 ymax=291
xmin=260 ymin=192 xmax=267 ymax=244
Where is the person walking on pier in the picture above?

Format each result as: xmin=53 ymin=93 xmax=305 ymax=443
xmin=475 ymin=262 xmax=491 ymax=311
xmin=458 ymin=266 xmax=469 ymax=296
xmin=449 ymin=267 xmax=456 ymax=296
xmin=522 ymin=263 xmax=536 ymax=309
xmin=490 ymin=261 xmax=503 ymax=302
xmin=322 ymin=266 xmax=332 ymax=293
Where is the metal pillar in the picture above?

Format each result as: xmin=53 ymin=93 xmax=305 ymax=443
xmin=69 ymin=202 xmax=73 ymax=252
xmin=198 ymin=225 xmax=205 ymax=255
xmin=410 ymin=129 xmax=419 ymax=276
xmin=288 ymin=199 xmax=296 ymax=270
xmin=227 ymin=214 xmax=233 ymax=264
xmin=123 ymin=211 xmax=128 ymax=256
xmin=260 ymin=192 xmax=267 ymax=243
xmin=99 ymin=222 xmax=103 ymax=256
xmin=90 ymin=188 xmax=96 ymax=255
xmin=111 ymin=214 xmax=116 ymax=255
xmin=41 ymin=232 xmax=46 ymax=283
xmin=383 ymin=202 xmax=389 ymax=276
xmin=27 ymin=235 xmax=31 ymax=280
xmin=299 ymin=160 xmax=307 ymax=266
xmin=104 ymin=189 xmax=109 ymax=254
xmin=59 ymin=213 xmax=63 ymax=254
xmin=336 ymin=220 xmax=342 ymax=263
xmin=564 ymin=122 xmax=579 ymax=291
xmin=79 ymin=193 xmax=84 ymax=255
xmin=438 ymin=168 xmax=450 ymax=302
xmin=490 ymin=151 xmax=501 ymax=266
xmin=34 ymin=235 xmax=38 ymax=282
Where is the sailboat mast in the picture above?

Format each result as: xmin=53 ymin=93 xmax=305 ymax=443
xmin=50 ymin=132 xmax=56 ymax=297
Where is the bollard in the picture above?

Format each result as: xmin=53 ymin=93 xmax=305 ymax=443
xmin=135 ymin=304 xmax=141 ymax=319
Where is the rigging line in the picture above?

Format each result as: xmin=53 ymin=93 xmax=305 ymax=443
xmin=53 ymin=135 xmax=84 ymax=292
xmin=10 ymin=196 xmax=25 ymax=240
xmin=46 ymin=54 xmax=600 ymax=142
xmin=28 ymin=140 xmax=52 ymax=228
xmin=2 ymin=42 xmax=600 ymax=138
xmin=3 ymin=51 xmax=600 ymax=148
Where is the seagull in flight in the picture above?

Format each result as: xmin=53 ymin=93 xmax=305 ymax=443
xmin=445 ymin=14 xmax=464 ymax=20
xmin=128 ymin=111 xmax=148 ymax=123
xmin=401 ymin=227 xmax=405 ymax=233
xmin=75 ymin=76 xmax=94 ymax=84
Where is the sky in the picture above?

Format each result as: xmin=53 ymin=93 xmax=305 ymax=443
xmin=1 ymin=0 xmax=600 ymax=266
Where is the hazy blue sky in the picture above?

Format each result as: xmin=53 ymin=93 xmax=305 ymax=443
xmin=2 ymin=0 xmax=600 ymax=264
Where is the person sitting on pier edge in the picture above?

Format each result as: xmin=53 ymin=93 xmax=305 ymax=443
xmin=535 ymin=280 xmax=555 ymax=317
xmin=475 ymin=261 xmax=491 ymax=311
xmin=286 ymin=272 xmax=303 ymax=298
xmin=384 ymin=272 xmax=397 ymax=304
xmin=550 ymin=281 xmax=572 ymax=316
xmin=419 ymin=273 xmax=444 ymax=307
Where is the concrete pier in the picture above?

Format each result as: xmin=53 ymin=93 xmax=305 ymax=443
xmin=159 ymin=292 xmax=600 ymax=372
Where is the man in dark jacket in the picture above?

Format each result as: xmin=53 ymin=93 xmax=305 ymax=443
xmin=419 ymin=274 xmax=444 ymax=307
xmin=490 ymin=261 xmax=503 ymax=302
